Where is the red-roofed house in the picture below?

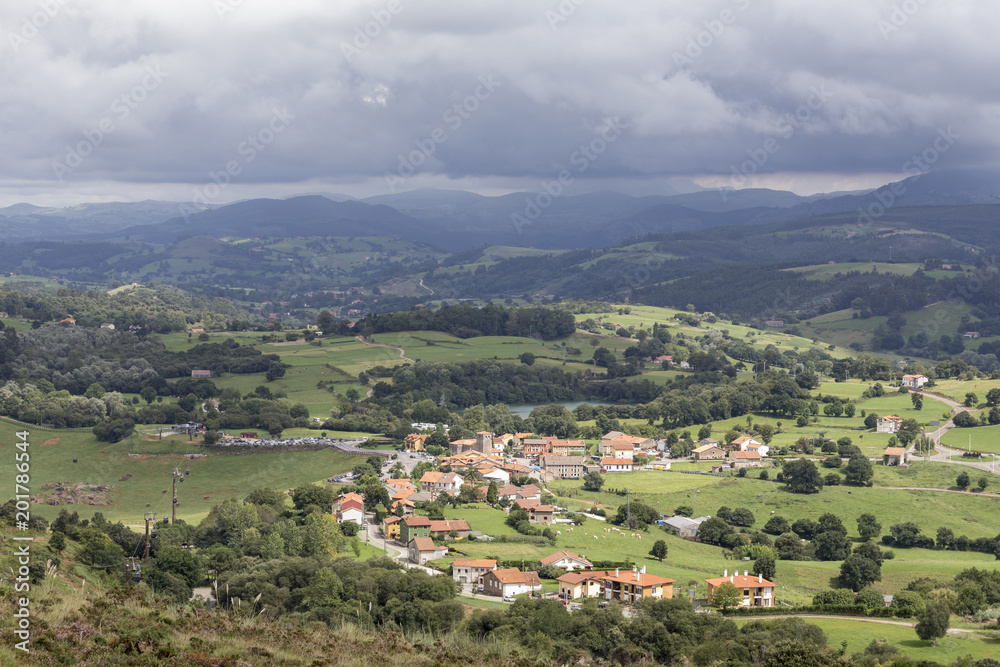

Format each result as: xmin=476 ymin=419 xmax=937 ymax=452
xmin=429 ymin=519 xmax=471 ymax=538
xmin=482 ymin=568 xmax=542 ymax=598
xmin=728 ymin=451 xmax=762 ymax=468
xmin=883 ymin=447 xmax=907 ymax=466
xmin=877 ymin=415 xmax=903 ymax=434
xmin=408 ymin=537 xmax=446 ymax=565
xmin=705 ymin=570 xmax=775 ymax=607
xmin=331 ymin=492 xmax=365 ymax=525
xmin=601 ymin=566 xmax=675 ymax=603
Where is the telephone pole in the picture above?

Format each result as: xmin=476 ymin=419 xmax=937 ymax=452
xmin=144 ymin=512 xmax=156 ymax=558
xmin=172 ymin=468 xmax=181 ymax=524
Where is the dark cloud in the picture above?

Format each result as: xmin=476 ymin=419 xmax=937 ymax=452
xmin=0 ymin=0 xmax=995 ymax=205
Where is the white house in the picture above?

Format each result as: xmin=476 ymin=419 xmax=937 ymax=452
xmin=481 ymin=568 xmax=542 ymax=597
xmin=600 ymin=458 xmax=633 ymax=473
xmin=419 ymin=471 xmax=464 ymax=494
xmin=901 ymin=374 xmax=929 ymax=389
xmin=539 ymin=550 xmax=593 ymax=571
xmin=876 ymin=415 xmax=902 ymax=433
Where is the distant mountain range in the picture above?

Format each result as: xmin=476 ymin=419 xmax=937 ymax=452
xmin=3 ymin=168 xmax=997 ymax=250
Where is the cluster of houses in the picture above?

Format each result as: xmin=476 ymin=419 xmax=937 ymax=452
xmin=449 ymin=551 xmax=777 ymax=608
xmin=691 ymin=435 xmax=768 ymax=469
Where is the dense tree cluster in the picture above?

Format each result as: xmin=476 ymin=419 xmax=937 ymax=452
xmin=355 ymin=303 xmax=576 ymax=340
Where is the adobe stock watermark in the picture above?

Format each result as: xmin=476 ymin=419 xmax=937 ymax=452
xmin=545 ymin=0 xmax=587 ymax=30
xmin=179 ymin=108 xmax=295 ymax=221
xmin=855 ymin=126 xmax=959 ymax=226
xmin=6 ymin=0 xmax=71 ymax=53
xmin=51 ymin=64 xmax=169 ymax=181
xmin=384 ymin=75 xmax=502 ymax=193
xmin=671 ymin=0 xmax=751 ymax=72
xmin=510 ymin=117 xmax=627 ymax=234
xmin=877 ymin=0 xmax=930 ymax=39
xmin=340 ymin=0 xmax=409 ymax=61
xmin=721 ymin=84 xmax=833 ymax=201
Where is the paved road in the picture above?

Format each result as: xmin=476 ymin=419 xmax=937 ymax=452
xmin=907 ymin=390 xmax=998 ymax=474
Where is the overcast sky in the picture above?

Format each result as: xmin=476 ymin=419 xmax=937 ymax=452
xmin=1 ymin=0 xmax=996 ymax=207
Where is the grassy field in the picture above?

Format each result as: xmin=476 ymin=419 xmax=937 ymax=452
xmin=734 ymin=617 xmax=1000 ymax=663
xmin=1 ymin=421 xmax=357 ymax=526
xmin=941 ymin=425 xmax=1000 ymax=455
xmin=784 ymin=262 xmax=923 ymax=281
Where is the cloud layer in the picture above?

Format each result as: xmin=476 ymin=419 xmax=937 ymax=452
xmin=1 ymin=0 xmax=996 ymax=205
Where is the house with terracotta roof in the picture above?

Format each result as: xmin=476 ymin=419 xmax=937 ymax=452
xmin=429 ymin=519 xmax=471 ymax=539
xmin=599 ymin=439 xmax=635 ymax=459
xmin=523 ymin=438 xmax=550 ymax=457
xmin=705 ymin=570 xmax=775 ymax=607
xmin=600 ymin=458 xmax=633 ymax=473
xmin=540 ymin=550 xmax=592 ymax=570
xmin=382 ymin=515 xmax=402 ymax=540
xmin=408 ymin=537 xmax=446 ymax=565
xmin=390 ymin=498 xmax=415 ymax=516
xmin=550 ymin=439 xmax=587 ymax=457
xmin=601 ymin=566 xmax=675 ymax=603
xmin=883 ymin=446 xmax=907 ymax=466
xmin=877 ymin=415 xmax=903 ymax=433
xmin=403 ymin=433 xmax=427 ymax=452
xmin=400 ymin=515 xmax=432 ymax=543
xmin=481 ymin=568 xmax=542 ymax=597
xmin=527 ymin=504 xmax=555 ymax=524
xmin=902 ymin=374 xmax=929 ymax=388
xmin=499 ymin=484 xmax=541 ymax=502
xmin=191 ymin=370 xmax=212 ymax=379
xmin=452 ymin=558 xmax=497 ymax=585
xmin=728 ymin=451 xmax=762 ymax=468
xmin=331 ymin=492 xmax=365 ymax=525
xmin=419 ymin=471 xmax=463 ymax=495
xmin=557 ymin=570 xmax=609 ymax=599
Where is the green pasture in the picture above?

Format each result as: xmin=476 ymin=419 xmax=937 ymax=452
xmin=941 ymin=424 xmax=1000 ymax=455
xmin=784 ymin=262 xmax=923 ymax=281
xmin=0 ymin=421 xmax=357 ymax=526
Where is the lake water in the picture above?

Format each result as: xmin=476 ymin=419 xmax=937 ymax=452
xmin=506 ymin=401 xmax=618 ymax=418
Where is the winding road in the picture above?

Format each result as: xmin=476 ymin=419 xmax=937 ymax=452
xmin=906 ymin=390 xmax=998 ymax=473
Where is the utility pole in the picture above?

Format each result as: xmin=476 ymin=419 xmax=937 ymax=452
xmin=144 ymin=512 xmax=156 ymax=559
xmin=172 ymin=468 xmax=181 ymax=524
xmin=626 ymin=488 xmax=631 ymax=528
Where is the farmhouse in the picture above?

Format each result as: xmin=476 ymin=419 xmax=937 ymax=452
xmin=876 ymin=415 xmax=903 ymax=434
xmin=540 ymin=550 xmax=592 ymax=571
xmin=705 ymin=570 xmax=775 ymax=607
xmin=515 ymin=499 xmax=555 ymax=524
xmin=191 ymin=370 xmax=212 ymax=378
xmin=728 ymin=450 xmax=762 ymax=467
xmin=481 ymin=568 xmax=542 ymax=598
xmin=883 ymin=446 xmax=907 ymax=466
xmin=452 ymin=558 xmax=497 ymax=585
xmin=692 ymin=444 xmax=725 ymax=460
xmin=902 ymin=374 xmax=929 ymax=388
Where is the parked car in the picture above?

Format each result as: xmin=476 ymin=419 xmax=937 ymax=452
xmin=597 ymin=601 xmax=608 ymax=608
xmin=503 ymin=596 xmax=514 ymax=602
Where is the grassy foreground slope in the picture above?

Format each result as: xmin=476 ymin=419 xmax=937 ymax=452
xmin=0 ymin=421 xmax=357 ymax=526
